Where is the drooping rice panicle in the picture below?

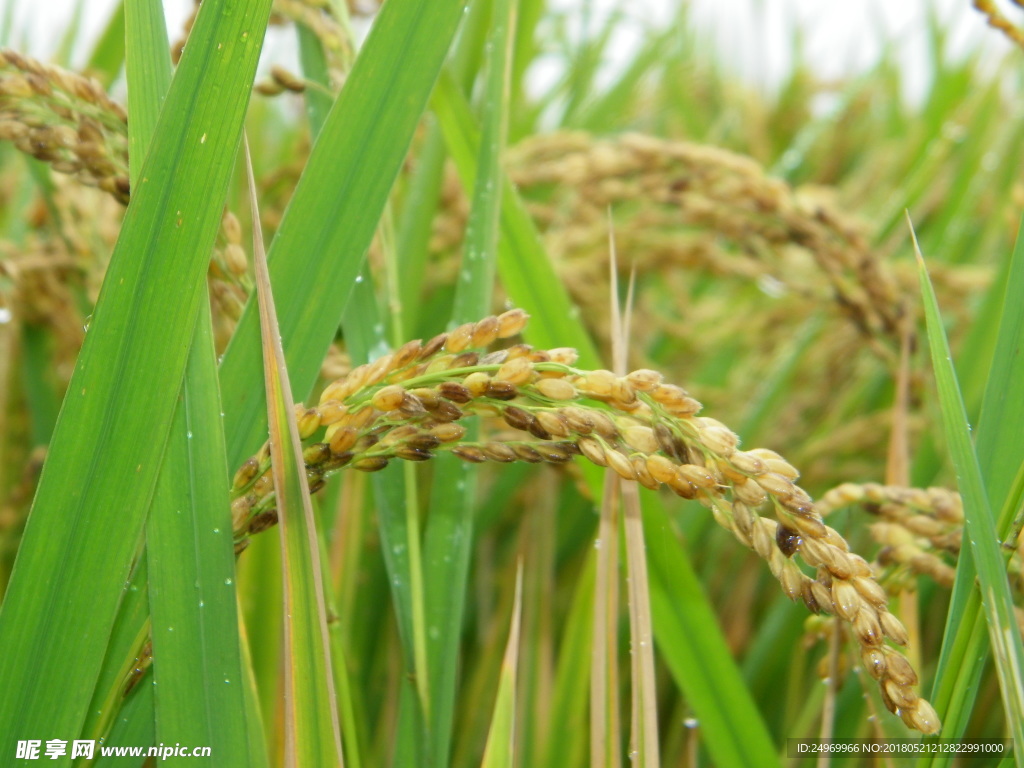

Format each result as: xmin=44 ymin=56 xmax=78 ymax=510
xmin=0 ymin=50 xmax=129 ymax=202
xmin=230 ymin=309 xmax=941 ymax=734
xmin=973 ymin=0 xmax=1024 ymax=50
xmin=434 ymin=132 xmax=912 ymax=361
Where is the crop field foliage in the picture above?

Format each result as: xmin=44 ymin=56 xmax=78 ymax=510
xmin=0 ymin=0 xmax=1023 ymax=766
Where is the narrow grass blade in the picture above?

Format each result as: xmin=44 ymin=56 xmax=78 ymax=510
xmin=124 ymin=0 xmax=172 ymax=183
xmin=480 ymin=564 xmax=524 ymax=768
xmin=451 ymin=0 xmax=515 ymax=322
xmin=219 ymin=0 xmax=471 ymax=470
xmin=513 ymin=479 xmax=556 ymax=768
xmin=316 ymin=534 xmax=364 ymax=768
xmin=237 ymin=606 xmax=272 ymax=768
xmin=975 ymin=217 xmax=1024 ymax=510
xmin=431 ymin=69 xmax=601 ymax=368
xmin=593 ymin=237 xmax=624 ymax=768
xmin=235 ymin=530 xmax=283 ymax=754
xmin=622 ymin=474 xmax=658 ymax=767
xmin=0 ymin=0 xmax=271 ymax=754
xmin=920 ymin=218 xmax=1024 ymax=759
xmin=246 ymin=140 xmax=344 ymax=767
xmin=296 ymin=26 xmax=337 ymax=135
xmin=85 ymin=0 xmax=125 ymax=87
xmin=79 ymin=560 xmax=152 ymax=748
xmin=121 ymin=4 xmax=249 ymax=762
xmin=395 ymin=124 xmax=447 ymax=334
xmin=335 ymin=183 xmax=432 ymax=763
xmin=424 ymin=2 xmax=517 ymax=765
xmin=147 ymin=304 xmax=249 ymax=764
xmin=912 ymin=223 xmax=1024 ymax=751
xmin=591 ymin=474 xmax=622 ymax=768
xmin=644 ymin=496 xmax=782 ymax=768
xmin=93 ymin=679 xmax=155 ymax=767
xmin=925 ymin=230 xmax=1024 ymax=765
xmin=610 ymin=237 xmax=659 ymax=768
xmin=543 ymin=552 xmax=594 ymax=768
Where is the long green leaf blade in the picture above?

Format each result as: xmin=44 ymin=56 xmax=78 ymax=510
xmin=643 ymin=497 xmax=782 ymax=768
xmin=924 ymin=220 xmax=1024 ymax=760
xmin=246 ymin=142 xmax=344 ymax=768
xmin=219 ymin=0 xmax=471 ymax=470
xmin=121 ymin=3 xmax=250 ymax=762
xmin=424 ymin=0 xmax=517 ymax=764
xmin=431 ymin=70 xmax=600 ymax=368
xmin=975 ymin=217 xmax=1024 ymax=511
xmin=0 ymin=0 xmax=271 ymax=756
xmin=147 ymin=305 xmax=249 ymax=764
xmin=913 ymin=225 xmax=1024 ymax=751
xmin=480 ymin=565 xmax=523 ymax=768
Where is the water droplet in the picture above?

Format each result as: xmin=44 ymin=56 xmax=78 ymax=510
xmin=186 ymin=431 xmax=193 ymax=439
xmin=200 ymin=133 xmax=207 ymax=144
xmin=355 ymin=274 xmax=364 ymax=283
xmin=224 ymin=678 xmax=230 ymax=684
xmin=756 ymin=274 xmax=787 ymax=298
xmin=224 ymin=578 xmax=233 ymax=585
xmin=0 ymin=307 xmax=11 ymax=324
xmin=167 ymin=626 xmax=174 ymax=632
xmin=684 ymin=717 xmax=699 ymax=729
xmin=212 ymin=527 xmax=220 ymax=534
xmin=198 ymin=600 xmax=205 ymax=608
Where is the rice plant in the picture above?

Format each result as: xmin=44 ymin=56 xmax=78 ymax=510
xmin=1 ymin=0 xmax=1022 ymax=766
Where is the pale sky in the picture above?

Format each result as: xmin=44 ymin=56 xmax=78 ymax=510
xmin=4 ymin=0 xmax=1010 ymax=103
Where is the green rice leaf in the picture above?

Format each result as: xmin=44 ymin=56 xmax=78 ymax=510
xmin=79 ymin=559 xmax=152 ymax=748
xmin=246 ymin=142 xmax=344 ymax=767
xmin=921 ymin=220 xmax=1024 ymax=763
xmin=913 ymin=224 xmax=1024 ymax=751
xmin=219 ymin=0 xmax=471 ymax=470
xmin=480 ymin=565 xmax=523 ymax=768
xmin=431 ymin=69 xmax=601 ymax=368
xmin=424 ymin=1 xmax=517 ymax=764
xmin=93 ymin=677 xmax=154 ymax=768
xmin=122 ymin=5 xmax=250 ymax=762
xmin=146 ymin=305 xmax=249 ymax=764
xmin=124 ymin=0 xmax=172 ymax=184
xmin=0 ymin=0 xmax=271 ymax=755
xmin=85 ymin=1 xmax=125 ymax=87
xmin=644 ymin=496 xmax=782 ymax=768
